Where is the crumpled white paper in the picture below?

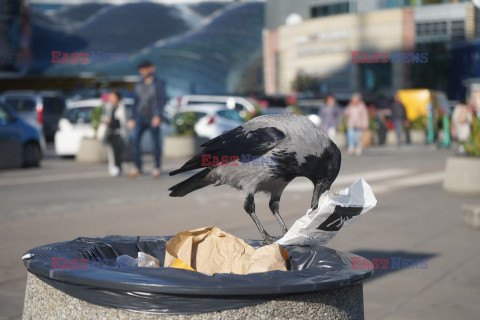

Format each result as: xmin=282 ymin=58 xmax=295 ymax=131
xmin=277 ymin=178 xmax=377 ymax=247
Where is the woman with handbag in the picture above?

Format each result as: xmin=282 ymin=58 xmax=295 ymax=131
xmin=345 ymin=93 xmax=369 ymax=156
xmin=104 ymin=91 xmax=128 ymax=176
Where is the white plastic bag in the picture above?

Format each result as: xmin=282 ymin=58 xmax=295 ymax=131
xmin=277 ymin=178 xmax=377 ymax=247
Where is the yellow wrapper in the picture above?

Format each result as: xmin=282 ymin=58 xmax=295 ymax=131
xmin=171 ymin=258 xmax=196 ymax=271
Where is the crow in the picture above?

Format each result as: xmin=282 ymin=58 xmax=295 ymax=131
xmin=169 ymin=114 xmax=342 ymax=242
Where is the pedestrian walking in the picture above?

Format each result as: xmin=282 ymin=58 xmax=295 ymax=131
xmin=345 ymin=93 xmax=369 ymax=156
xmin=374 ymin=99 xmax=389 ymax=145
xmin=127 ymin=60 xmax=166 ymax=178
xmin=452 ymin=103 xmax=472 ymax=154
xmin=391 ymin=94 xmax=407 ymax=146
xmin=319 ymin=93 xmax=343 ymax=142
xmin=104 ymin=91 xmax=127 ymax=177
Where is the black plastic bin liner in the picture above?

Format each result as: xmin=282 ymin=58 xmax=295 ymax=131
xmin=23 ymin=235 xmax=372 ymax=315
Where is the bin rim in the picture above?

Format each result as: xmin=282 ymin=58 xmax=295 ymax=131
xmin=23 ymin=235 xmax=373 ymax=296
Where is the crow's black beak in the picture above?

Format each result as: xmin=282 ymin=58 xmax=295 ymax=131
xmin=311 ymin=181 xmax=331 ymax=210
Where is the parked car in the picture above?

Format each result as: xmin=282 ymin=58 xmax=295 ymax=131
xmin=254 ymin=95 xmax=290 ymax=109
xmin=261 ymin=107 xmax=292 ymax=115
xmin=298 ymin=100 xmax=324 ymax=127
xmin=174 ymin=104 xmax=244 ymax=139
xmin=176 ymin=95 xmax=257 ymax=119
xmin=54 ymin=101 xmax=97 ymax=157
xmin=55 ymin=98 xmax=173 ymax=157
xmin=0 ymin=102 xmax=42 ymax=167
xmin=0 ymin=90 xmax=66 ymax=141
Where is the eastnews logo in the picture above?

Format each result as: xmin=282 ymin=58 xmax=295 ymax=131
xmin=51 ymin=257 xmax=89 ymax=269
xmin=51 ymin=50 xmax=128 ymax=64
xmin=351 ymin=51 xmax=428 ymax=64
xmin=51 ymin=257 xmax=131 ymax=269
xmin=351 ymin=257 xmax=429 ymax=270
xmin=201 ymin=154 xmax=278 ymax=167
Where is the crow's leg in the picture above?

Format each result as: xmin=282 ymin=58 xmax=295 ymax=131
xmin=244 ymin=193 xmax=277 ymax=244
xmin=269 ymin=195 xmax=288 ymax=235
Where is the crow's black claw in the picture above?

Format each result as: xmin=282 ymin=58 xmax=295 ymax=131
xmin=262 ymin=234 xmax=281 ymax=245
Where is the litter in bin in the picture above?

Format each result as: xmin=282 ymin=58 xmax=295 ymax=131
xmin=138 ymin=251 xmax=161 ymax=267
xmin=115 ymin=252 xmax=161 ymax=268
xmin=165 ymin=226 xmax=288 ymax=275
xmin=111 ymin=227 xmax=288 ymax=274
xmin=277 ymin=178 xmax=377 ymax=247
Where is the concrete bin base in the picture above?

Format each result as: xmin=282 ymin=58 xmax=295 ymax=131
xmin=443 ymin=157 xmax=480 ymax=196
xmin=461 ymin=205 xmax=480 ymax=230
xmin=23 ymin=272 xmax=365 ymax=320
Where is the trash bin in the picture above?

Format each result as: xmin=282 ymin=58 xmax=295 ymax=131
xmin=22 ymin=236 xmax=372 ymax=320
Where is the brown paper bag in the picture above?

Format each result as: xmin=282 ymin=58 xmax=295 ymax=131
xmin=165 ymin=227 xmax=287 ymax=275
xmin=247 ymin=244 xmax=288 ymax=274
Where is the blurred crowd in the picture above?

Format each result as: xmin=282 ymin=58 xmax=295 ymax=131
xmin=3 ymin=59 xmax=480 ymax=173
xmin=311 ymin=91 xmax=480 ymax=157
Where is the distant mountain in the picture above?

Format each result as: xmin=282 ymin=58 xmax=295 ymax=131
xmin=54 ymin=2 xmax=108 ymax=25
xmin=75 ymin=2 xmax=192 ymax=52
xmin=31 ymin=1 xmax=265 ymax=95
xmin=32 ymin=3 xmax=108 ymax=29
xmin=31 ymin=2 xmax=193 ymax=72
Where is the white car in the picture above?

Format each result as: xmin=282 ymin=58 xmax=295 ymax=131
xmin=56 ymin=97 xmax=173 ymax=157
xmin=298 ymin=102 xmax=323 ymax=127
xmin=54 ymin=100 xmax=99 ymax=156
xmin=261 ymin=107 xmax=292 ymax=115
xmin=174 ymin=95 xmax=257 ymax=119
xmin=174 ymin=104 xmax=244 ymax=139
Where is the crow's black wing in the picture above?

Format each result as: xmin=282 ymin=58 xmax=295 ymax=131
xmin=169 ymin=126 xmax=286 ymax=175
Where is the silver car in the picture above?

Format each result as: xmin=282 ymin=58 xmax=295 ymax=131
xmin=174 ymin=104 xmax=244 ymax=139
xmin=0 ymin=90 xmax=65 ymax=143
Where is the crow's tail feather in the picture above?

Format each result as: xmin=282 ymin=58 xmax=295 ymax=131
xmin=168 ymin=168 xmax=211 ymax=197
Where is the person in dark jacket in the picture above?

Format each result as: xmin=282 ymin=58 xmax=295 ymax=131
xmin=127 ymin=60 xmax=166 ymax=178
xmin=391 ymin=94 xmax=407 ymax=147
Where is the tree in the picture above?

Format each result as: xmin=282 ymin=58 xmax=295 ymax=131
xmin=291 ymin=72 xmax=322 ymax=96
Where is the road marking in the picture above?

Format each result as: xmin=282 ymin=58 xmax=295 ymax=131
xmin=285 ymin=168 xmax=416 ymax=192
xmin=335 ymin=168 xmax=416 ymax=186
xmin=371 ymin=171 xmax=444 ymax=194
xmin=285 ymin=169 xmax=444 ymax=195
xmin=0 ymin=167 xmax=443 ymax=194
xmin=0 ymin=171 xmax=106 ymax=186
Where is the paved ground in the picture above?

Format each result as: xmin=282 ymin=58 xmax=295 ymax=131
xmin=0 ymin=145 xmax=479 ymax=319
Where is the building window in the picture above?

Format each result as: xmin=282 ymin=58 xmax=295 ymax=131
xmin=450 ymin=20 xmax=465 ymax=42
xmin=382 ymin=0 xmax=413 ymax=9
xmin=416 ymin=21 xmax=447 ymax=37
xmin=310 ymin=2 xmax=349 ymax=18
xmin=416 ymin=20 xmax=465 ymax=43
